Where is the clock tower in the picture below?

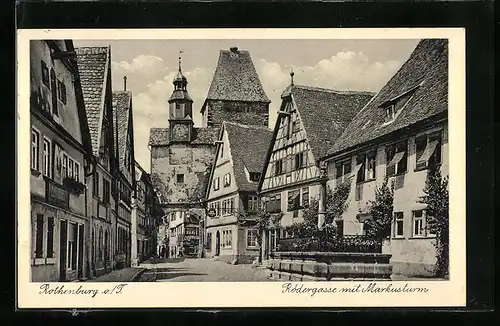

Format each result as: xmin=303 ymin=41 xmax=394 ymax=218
xmin=168 ymin=53 xmax=194 ymax=143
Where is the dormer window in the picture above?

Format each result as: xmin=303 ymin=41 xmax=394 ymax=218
xmin=384 ymin=104 xmax=396 ymax=122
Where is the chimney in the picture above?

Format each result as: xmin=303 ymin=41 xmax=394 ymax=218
xmin=123 ymin=76 xmax=127 ymax=91
xmin=230 ymin=46 xmax=239 ymax=53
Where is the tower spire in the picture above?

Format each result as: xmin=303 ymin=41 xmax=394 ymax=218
xmin=178 ymin=50 xmax=183 ymax=72
xmin=290 ymin=68 xmax=295 ymax=86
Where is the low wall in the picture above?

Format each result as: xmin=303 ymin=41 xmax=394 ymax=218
xmin=267 ymin=251 xmax=392 ymax=281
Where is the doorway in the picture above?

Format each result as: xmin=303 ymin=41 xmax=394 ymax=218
xmin=59 ymin=220 xmax=67 ymax=282
xmin=215 ymin=231 xmax=220 ymax=256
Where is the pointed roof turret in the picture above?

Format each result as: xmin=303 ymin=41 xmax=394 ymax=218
xmin=169 ymin=51 xmax=193 ymax=102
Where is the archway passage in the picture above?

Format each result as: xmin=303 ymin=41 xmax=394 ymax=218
xmin=215 ymin=231 xmax=221 ymax=256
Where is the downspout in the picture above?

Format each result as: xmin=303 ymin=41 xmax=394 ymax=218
xmin=85 ymin=155 xmax=96 ymax=279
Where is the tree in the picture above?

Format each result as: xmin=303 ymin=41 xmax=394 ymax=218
xmin=284 ymin=181 xmax=351 ymax=251
xmin=364 ymin=177 xmax=394 ymax=239
xmin=419 ymin=164 xmax=449 ymax=278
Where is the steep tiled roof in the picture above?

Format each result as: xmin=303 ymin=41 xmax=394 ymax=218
xmin=148 ymin=127 xmax=220 ymax=146
xmin=205 ymin=48 xmax=270 ymax=103
xmin=326 ymin=39 xmax=448 ymax=157
xmin=225 ymin=122 xmax=273 ymax=192
xmin=75 ymin=46 xmax=110 ymax=155
xmin=284 ymin=85 xmax=374 ymax=159
xmin=113 ymin=91 xmax=132 ymax=167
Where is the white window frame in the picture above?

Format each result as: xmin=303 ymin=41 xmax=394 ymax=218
xmin=214 ymin=177 xmax=220 ymax=191
xmin=42 ymin=137 xmax=51 ymax=178
xmin=223 ymin=173 xmax=231 ymax=187
xmin=68 ymin=157 xmax=74 ymax=179
xmin=74 ymin=162 xmax=80 ymax=182
xmin=393 ymin=212 xmax=404 ymax=238
xmin=248 ymin=195 xmax=259 ymax=212
xmin=31 ymin=128 xmax=40 ymax=171
xmin=246 ymin=228 xmax=258 ymax=248
xmin=335 ymin=159 xmax=352 ymax=185
xmin=412 ymin=210 xmax=425 ymax=237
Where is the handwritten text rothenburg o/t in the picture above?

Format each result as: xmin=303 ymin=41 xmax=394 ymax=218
xmin=39 ymin=284 xmax=127 ymax=298
xmin=282 ymin=282 xmax=429 ymax=296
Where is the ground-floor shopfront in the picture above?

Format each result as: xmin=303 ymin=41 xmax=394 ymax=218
xmin=31 ymin=200 xmax=87 ymax=282
xmin=205 ymin=223 xmax=260 ymax=265
xmin=115 ymin=219 xmax=131 ymax=269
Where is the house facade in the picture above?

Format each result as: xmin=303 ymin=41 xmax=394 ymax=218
xmin=319 ymin=39 xmax=449 ymax=277
xmin=204 ymin=122 xmax=272 ymax=264
xmin=112 ymin=89 xmax=136 ymax=268
xmin=133 ymin=162 xmax=157 ymax=264
xmin=75 ymin=46 xmax=117 ymax=278
xmin=30 ymin=40 xmax=93 ymax=282
xmin=258 ymin=81 xmax=374 ymax=260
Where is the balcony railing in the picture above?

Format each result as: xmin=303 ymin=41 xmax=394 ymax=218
xmin=45 ymin=177 xmax=69 ymax=209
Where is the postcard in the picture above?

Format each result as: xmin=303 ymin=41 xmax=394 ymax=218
xmin=17 ymin=27 xmax=466 ymax=308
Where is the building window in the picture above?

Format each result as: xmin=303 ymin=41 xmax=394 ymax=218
xmin=41 ymin=60 xmax=50 ymax=87
xmin=31 ymin=129 xmax=40 ymax=171
xmin=176 ymin=174 xmax=184 ymax=183
xmin=62 ymin=154 xmax=68 ymax=178
xmin=384 ymin=104 xmax=396 ymax=122
xmin=249 ymin=172 xmax=260 ymax=182
xmin=412 ymin=210 xmax=425 ymax=237
xmin=335 ymin=160 xmax=351 ymax=185
xmin=50 ymin=69 xmax=58 ymax=116
xmin=295 ymin=152 xmax=306 ymax=170
xmin=223 ymin=230 xmax=232 ymax=248
xmin=287 ymin=189 xmax=301 ymax=211
xmin=35 ymin=214 xmax=44 ymax=258
xmin=219 ymin=143 xmax=224 ymax=158
xmin=267 ymin=194 xmax=281 ymax=213
xmin=415 ymin=131 xmax=442 ymax=170
xmin=93 ymin=172 xmax=100 ymax=198
xmin=216 ymin=201 xmax=221 ymax=217
xmin=393 ymin=212 xmax=404 ymax=238
xmin=43 ymin=138 xmax=51 ymax=177
xmin=247 ymin=229 xmax=258 ymax=247
xmin=366 ymin=152 xmax=376 ymax=180
xmin=74 ymin=162 xmax=80 ymax=182
xmin=68 ymin=158 xmax=74 ymax=179
xmin=301 ymin=187 xmax=309 ymax=208
xmin=248 ymin=195 xmax=259 ymax=212
xmin=213 ymin=177 xmax=220 ymax=191
xmin=102 ymin=179 xmax=110 ymax=204
xmin=47 ymin=217 xmax=54 ymax=258
xmin=223 ymin=173 xmax=231 ymax=187
xmin=57 ymin=79 xmax=67 ymax=104
xmin=386 ymin=141 xmax=408 ymax=176
xmin=206 ymin=232 xmax=212 ymax=250
xmin=274 ymin=159 xmax=283 ymax=175
xmin=67 ymin=223 xmax=78 ymax=270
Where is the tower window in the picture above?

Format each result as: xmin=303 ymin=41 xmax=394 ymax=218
xmin=176 ymin=174 xmax=184 ymax=183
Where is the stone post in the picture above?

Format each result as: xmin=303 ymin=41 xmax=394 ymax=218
xmin=318 ymin=161 xmax=329 ymax=229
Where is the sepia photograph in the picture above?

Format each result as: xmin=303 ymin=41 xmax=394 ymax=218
xmin=17 ymin=28 xmax=466 ymax=308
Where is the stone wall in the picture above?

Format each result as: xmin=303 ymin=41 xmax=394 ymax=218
xmin=267 ymin=251 xmax=392 ymax=281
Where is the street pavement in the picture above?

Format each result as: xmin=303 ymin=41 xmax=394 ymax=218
xmin=135 ymin=258 xmax=271 ymax=282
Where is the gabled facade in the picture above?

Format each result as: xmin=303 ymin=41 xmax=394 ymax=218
xmin=258 ymin=82 xmax=374 ymax=260
xmin=149 ymin=58 xmax=218 ymax=258
xmin=204 ymin=122 xmax=272 ymax=264
xmin=320 ymin=39 xmax=449 ymax=277
xmin=75 ymin=46 xmax=116 ymax=278
xmin=201 ymin=47 xmax=271 ymax=128
xmin=132 ymin=162 xmax=157 ymax=264
xmin=113 ymin=88 xmax=136 ymax=268
xmin=30 ymin=40 xmax=93 ymax=282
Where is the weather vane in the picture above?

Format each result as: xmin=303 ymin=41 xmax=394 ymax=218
xmin=178 ymin=50 xmax=184 ymax=71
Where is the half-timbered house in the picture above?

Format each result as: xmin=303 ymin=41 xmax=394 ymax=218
xmin=204 ymin=122 xmax=272 ymax=264
xmin=258 ymin=78 xmax=374 ymax=260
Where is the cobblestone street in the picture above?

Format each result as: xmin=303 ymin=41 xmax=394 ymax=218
xmin=135 ymin=258 xmax=271 ymax=282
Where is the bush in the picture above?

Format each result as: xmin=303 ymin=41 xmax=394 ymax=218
xmin=419 ymin=164 xmax=449 ymax=278
xmin=364 ymin=177 xmax=394 ymax=240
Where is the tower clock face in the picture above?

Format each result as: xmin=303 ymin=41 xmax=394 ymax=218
xmin=172 ymin=124 xmax=189 ymax=140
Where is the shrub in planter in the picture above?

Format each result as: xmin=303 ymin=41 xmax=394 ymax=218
xmin=63 ymin=177 xmax=85 ymax=195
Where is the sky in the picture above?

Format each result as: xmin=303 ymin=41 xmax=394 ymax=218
xmin=73 ymin=39 xmax=421 ymax=173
